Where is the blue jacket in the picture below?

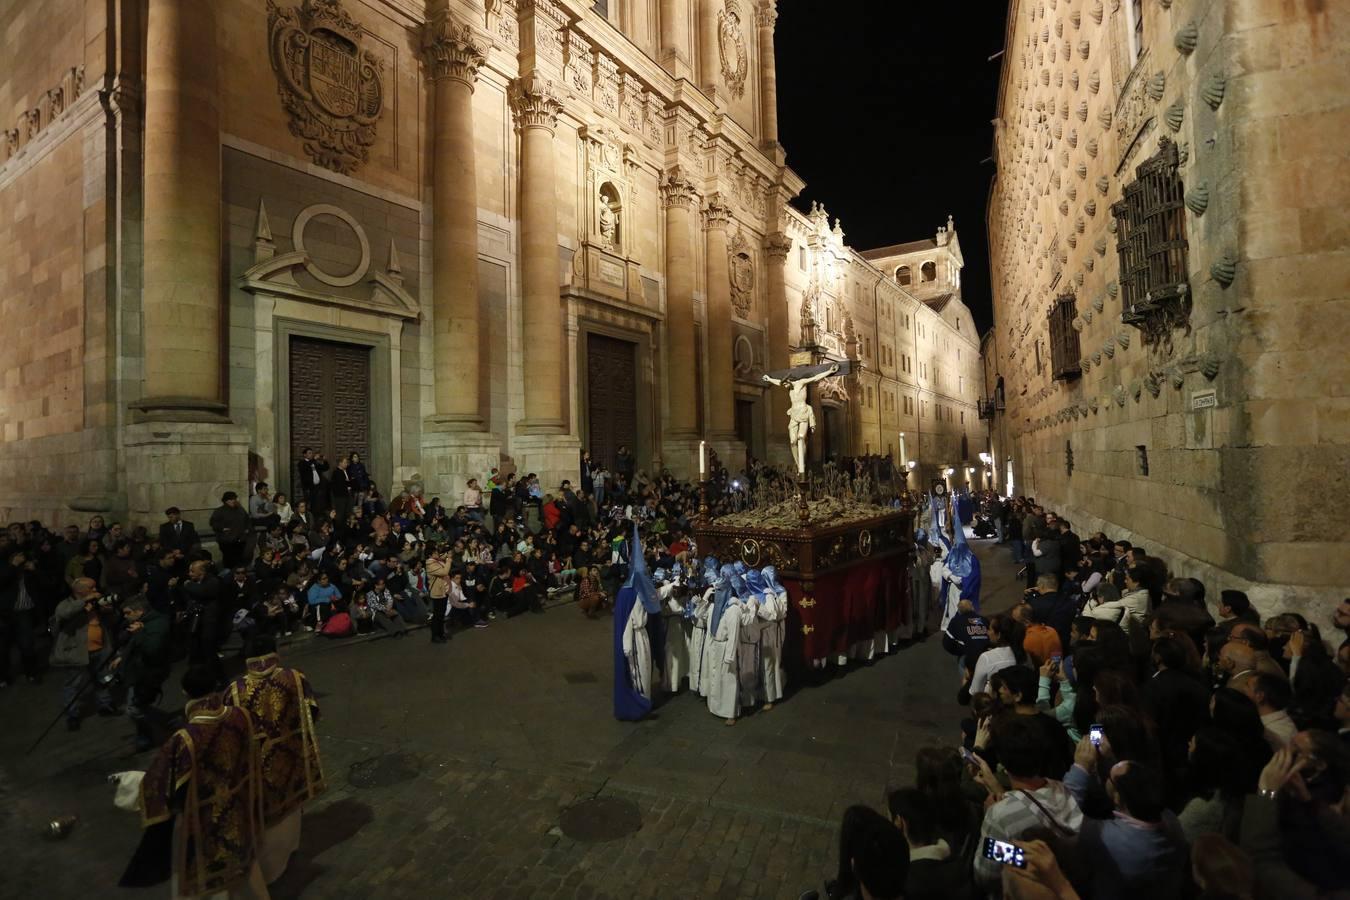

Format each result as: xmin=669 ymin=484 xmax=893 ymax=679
xmin=1064 ymin=765 xmax=1189 ymax=900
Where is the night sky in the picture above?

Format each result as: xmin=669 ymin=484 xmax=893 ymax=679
xmin=775 ymin=2 xmax=1011 ymax=334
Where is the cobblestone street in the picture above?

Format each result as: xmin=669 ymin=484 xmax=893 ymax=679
xmin=0 ymin=539 xmax=1021 ymax=899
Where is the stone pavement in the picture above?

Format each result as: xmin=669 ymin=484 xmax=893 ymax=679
xmin=0 ymin=537 xmax=1023 ymax=899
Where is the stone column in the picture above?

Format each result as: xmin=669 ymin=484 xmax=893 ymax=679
xmin=510 ymin=76 xmax=566 ymax=432
xmin=661 ymin=169 xmax=698 ymax=437
xmin=702 ymin=194 xmax=735 ymax=437
xmin=698 ymin=0 xmax=720 ymax=97
xmin=139 ymin=0 xmax=223 ymax=417
xmin=756 ymin=1 xmax=780 ymax=149
xmin=423 ymin=15 xmax=486 ymax=427
xmin=763 ymin=232 xmax=792 ymax=446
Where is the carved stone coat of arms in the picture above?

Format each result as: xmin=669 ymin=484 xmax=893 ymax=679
xmin=268 ymin=0 xmax=384 ymax=174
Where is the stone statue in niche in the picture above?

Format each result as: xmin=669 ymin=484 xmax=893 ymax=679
xmin=598 ymin=183 xmax=621 ymax=252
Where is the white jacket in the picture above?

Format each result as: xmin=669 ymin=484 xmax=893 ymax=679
xmin=1087 ymin=587 xmax=1150 ymax=634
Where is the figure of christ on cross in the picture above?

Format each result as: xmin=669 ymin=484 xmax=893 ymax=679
xmin=762 ymin=362 xmax=840 ymax=474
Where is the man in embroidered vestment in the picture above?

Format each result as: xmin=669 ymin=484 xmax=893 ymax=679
xmin=140 ymin=665 xmax=267 ymax=899
xmin=224 ymin=636 xmax=324 ymax=884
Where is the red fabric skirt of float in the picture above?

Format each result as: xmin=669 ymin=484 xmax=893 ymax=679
xmin=780 ymin=555 xmax=909 ymax=667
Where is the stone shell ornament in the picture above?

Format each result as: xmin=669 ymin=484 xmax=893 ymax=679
xmin=1098 ymin=107 xmax=1112 ymax=128
xmin=1116 ymin=331 xmax=1131 ymax=350
xmin=1202 ymin=72 xmax=1227 ymax=110
xmin=1092 ymin=294 xmax=1105 ymax=312
xmin=1175 ymin=22 xmax=1198 ymax=54
xmin=1087 ymin=137 xmax=1099 ymax=158
xmin=1211 ymin=255 xmax=1237 ymax=287
xmin=1103 ymin=337 xmax=1116 ymax=358
xmin=1107 ymin=281 xmax=1118 ymax=298
xmin=1185 ymin=182 xmax=1210 ymax=215
xmin=1146 ymin=71 xmax=1167 ymax=102
xmin=1165 ymin=100 xmax=1185 ymax=132
xmin=1088 ymin=69 xmax=1100 ymax=93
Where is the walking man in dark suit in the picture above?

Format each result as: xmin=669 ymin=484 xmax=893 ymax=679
xmin=158 ymin=507 xmax=200 ymax=556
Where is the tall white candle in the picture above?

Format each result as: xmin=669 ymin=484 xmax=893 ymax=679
xmin=699 ymin=440 xmax=707 ymax=478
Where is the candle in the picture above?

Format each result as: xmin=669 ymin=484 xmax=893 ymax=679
xmin=699 ymin=440 xmax=706 ymax=479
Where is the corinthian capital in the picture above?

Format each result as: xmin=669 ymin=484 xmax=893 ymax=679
xmin=423 ymin=14 xmax=487 ymax=86
xmin=756 ymin=0 xmax=778 ymax=28
xmin=763 ymin=231 xmax=793 ymax=260
xmin=701 ymin=193 xmax=731 ymax=230
xmin=509 ymin=75 xmax=564 ymax=132
xmin=659 ymin=167 xmax=697 ymax=210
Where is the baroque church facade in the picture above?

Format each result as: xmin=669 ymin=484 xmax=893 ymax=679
xmin=0 ymin=0 xmax=979 ymax=526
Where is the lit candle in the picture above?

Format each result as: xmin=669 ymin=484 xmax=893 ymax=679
xmin=699 ymin=440 xmax=706 ymax=479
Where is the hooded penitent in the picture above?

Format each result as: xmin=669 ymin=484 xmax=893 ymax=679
xmin=710 ymin=564 xmax=738 ymax=635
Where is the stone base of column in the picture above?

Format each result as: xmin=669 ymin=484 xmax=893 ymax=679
xmin=424 ymin=412 xmax=486 ymax=432
xmin=510 ymin=433 xmax=582 ymax=495
xmin=421 ymin=430 xmax=501 ymax=502
xmin=123 ymin=421 xmax=251 ymax=528
xmin=661 ymin=436 xmax=704 ymax=481
xmin=707 ymin=436 xmax=747 ymax=476
xmin=129 ymin=396 xmax=232 ymax=424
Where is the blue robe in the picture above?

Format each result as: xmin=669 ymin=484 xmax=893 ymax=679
xmin=614 ymin=523 xmax=663 ymax=721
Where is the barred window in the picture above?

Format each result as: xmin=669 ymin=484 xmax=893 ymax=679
xmin=1112 ymin=138 xmax=1190 ymax=348
xmin=1047 ymin=292 xmax=1081 ymax=381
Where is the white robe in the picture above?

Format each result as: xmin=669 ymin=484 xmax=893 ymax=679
xmin=705 ymin=601 xmax=742 ymax=719
xmin=691 ymin=587 xmax=716 ymax=697
xmin=622 ymin=599 xmax=653 ymax=702
xmin=756 ymin=589 xmax=788 ymax=703
xmin=736 ymin=600 xmax=762 ymax=709
xmin=658 ymin=583 xmax=692 ymax=691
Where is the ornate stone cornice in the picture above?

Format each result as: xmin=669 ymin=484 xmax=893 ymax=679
xmin=763 ymin=231 xmax=792 ymax=260
xmin=422 ymin=14 xmax=487 ymax=86
xmin=508 ymin=76 xmax=564 ymax=132
xmin=659 ymin=167 xmax=697 ymax=210
xmin=701 ymin=193 xmax=731 ymax=230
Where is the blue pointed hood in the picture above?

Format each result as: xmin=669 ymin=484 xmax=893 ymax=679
xmin=710 ymin=563 xmax=737 ymax=634
xmin=762 ymin=566 xmax=784 ymax=596
xmin=745 ymin=568 xmax=767 ymax=599
xmin=624 ymin=522 xmax=661 ymax=614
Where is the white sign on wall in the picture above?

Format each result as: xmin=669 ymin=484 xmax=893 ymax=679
xmin=1191 ymin=389 xmax=1217 ymax=410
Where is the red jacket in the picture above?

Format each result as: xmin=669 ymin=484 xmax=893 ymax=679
xmin=543 ymin=501 xmax=562 ymax=531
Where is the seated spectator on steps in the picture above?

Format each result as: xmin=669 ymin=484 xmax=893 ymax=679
xmin=884 ymin=788 xmax=963 ymax=900
xmin=1218 ymin=589 xmax=1260 ymax=626
xmin=970 ymin=715 xmax=1084 ymax=896
xmin=1013 ymin=602 xmax=1062 ymax=668
xmin=1064 ymin=742 xmax=1189 ymax=900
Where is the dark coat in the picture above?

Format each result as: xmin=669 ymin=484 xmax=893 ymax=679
xmin=157 ymin=519 xmax=200 ymax=555
xmin=209 ymin=504 xmax=251 ymax=545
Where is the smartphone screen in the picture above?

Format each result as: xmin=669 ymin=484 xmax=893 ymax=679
xmin=959 ymin=746 xmax=978 ymax=765
xmin=1089 ymin=724 xmax=1104 ymax=746
xmin=982 ymin=837 xmax=1027 ymax=868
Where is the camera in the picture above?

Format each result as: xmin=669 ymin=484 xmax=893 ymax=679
xmin=982 ymin=838 xmax=1026 ymax=868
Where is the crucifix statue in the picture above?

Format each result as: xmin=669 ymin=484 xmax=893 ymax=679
xmin=763 ymin=362 xmax=840 ymax=475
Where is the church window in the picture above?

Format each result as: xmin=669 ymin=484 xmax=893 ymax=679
xmin=896 ymin=265 xmax=911 ymax=285
xmin=921 ymin=261 xmax=937 ymax=282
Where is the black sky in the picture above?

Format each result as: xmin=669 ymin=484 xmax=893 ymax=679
xmin=775 ymin=2 xmax=1010 ymax=334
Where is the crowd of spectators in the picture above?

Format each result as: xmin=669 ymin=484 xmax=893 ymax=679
xmin=809 ymin=491 xmax=1350 ymax=900
xmin=1 ymin=446 xmax=905 ymax=746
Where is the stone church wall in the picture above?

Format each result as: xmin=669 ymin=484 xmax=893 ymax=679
xmin=986 ymin=0 xmax=1350 ymax=627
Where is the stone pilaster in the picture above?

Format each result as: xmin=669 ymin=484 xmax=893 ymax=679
xmin=756 ymin=1 xmax=780 ymax=151
xmin=763 ymin=232 xmax=793 ymax=450
xmin=661 ymin=168 xmax=698 ymax=438
xmin=658 ymin=0 xmax=692 ymax=79
xmin=136 ymin=0 xmax=224 ymax=420
xmin=702 ymin=194 xmax=735 ymax=438
xmin=698 ymin=0 xmax=720 ymax=98
xmin=424 ymin=13 xmax=488 ymax=429
xmin=509 ymin=75 xmax=567 ymax=433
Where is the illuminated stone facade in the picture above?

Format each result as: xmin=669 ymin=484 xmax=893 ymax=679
xmin=985 ymin=0 xmax=1350 ymax=624
xmin=0 ymin=0 xmax=979 ymax=528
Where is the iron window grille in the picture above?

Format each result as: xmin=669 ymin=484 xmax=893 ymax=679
xmin=1112 ymin=137 xmax=1191 ymax=352
xmin=1047 ymin=292 xmax=1082 ymax=381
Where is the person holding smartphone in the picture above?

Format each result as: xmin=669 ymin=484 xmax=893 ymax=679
xmin=971 ymin=716 xmax=1084 ymax=894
